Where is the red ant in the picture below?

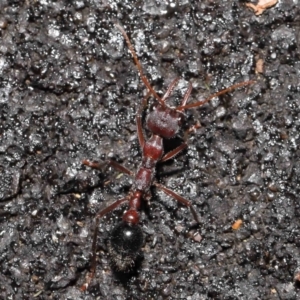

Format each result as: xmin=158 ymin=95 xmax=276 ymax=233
xmin=80 ymin=24 xmax=254 ymax=291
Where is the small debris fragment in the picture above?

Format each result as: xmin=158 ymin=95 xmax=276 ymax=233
xmin=246 ymin=0 xmax=278 ymax=15
xmin=294 ymin=269 xmax=300 ymax=283
xmin=232 ymin=219 xmax=243 ymax=230
xmin=255 ymin=58 xmax=264 ymax=74
xmin=175 ymin=225 xmax=184 ymax=233
xmin=192 ymin=231 xmax=202 ymax=243
xmin=0 ymin=19 xmax=8 ymax=29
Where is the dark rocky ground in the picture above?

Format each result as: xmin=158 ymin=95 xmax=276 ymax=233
xmin=0 ymin=0 xmax=299 ymax=299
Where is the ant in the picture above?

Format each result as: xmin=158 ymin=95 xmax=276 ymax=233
xmin=80 ymin=24 xmax=254 ymax=291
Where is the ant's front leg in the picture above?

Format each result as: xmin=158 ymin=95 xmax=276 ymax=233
xmin=82 ymin=159 xmax=133 ymax=177
xmin=160 ymin=83 xmax=199 ymax=163
xmin=160 ymin=123 xmax=201 ymax=163
xmin=160 ymin=143 xmax=188 ymax=163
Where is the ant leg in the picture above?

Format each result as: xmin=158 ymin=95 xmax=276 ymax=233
xmin=161 ymin=143 xmax=187 ymax=162
xmin=182 ymin=121 xmax=201 ymax=142
xmin=107 ymin=161 xmax=133 ymax=176
xmin=154 ymin=183 xmax=201 ymax=224
xmin=177 ymin=80 xmax=255 ymax=110
xmin=160 ymin=82 xmax=196 ymax=162
xmin=161 ymin=122 xmax=200 ymax=162
xmin=82 ymin=159 xmax=133 ymax=176
xmin=81 ymin=197 xmax=129 ymax=291
xmin=160 ymin=83 xmax=194 ymax=162
xmin=115 ymin=24 xmax=165 ymax=107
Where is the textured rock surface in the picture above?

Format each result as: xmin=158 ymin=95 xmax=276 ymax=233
xmin=0 ymin=1 xmax=299 ymax=299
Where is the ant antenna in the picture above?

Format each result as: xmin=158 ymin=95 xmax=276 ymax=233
xmin=177 ymin=80 xmax=255 ymax=111
xmin=115 ymin=23 xmax=166 ymax=107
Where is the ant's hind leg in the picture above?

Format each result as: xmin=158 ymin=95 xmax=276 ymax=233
xmin=80 ymin=197 xmax=129 ymax=291
xmin=154 ymin=183 xmax=201 ymax=224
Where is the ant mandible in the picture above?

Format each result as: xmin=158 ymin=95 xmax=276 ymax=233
xmin=80 ymin=24 xmax=254 ymax=291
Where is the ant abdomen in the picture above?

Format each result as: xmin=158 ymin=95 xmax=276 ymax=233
xmin=108 ymin=221 xmax=144 ymax=272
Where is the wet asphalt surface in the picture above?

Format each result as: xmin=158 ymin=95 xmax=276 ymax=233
xmin=0 ymin=1 xmax=300 ymax=299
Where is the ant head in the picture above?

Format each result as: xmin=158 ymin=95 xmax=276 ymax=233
xmin=146 ymin=104 xmax=184 ymax=139
xmin=109 ymin=221 xmax=144 ymax=272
